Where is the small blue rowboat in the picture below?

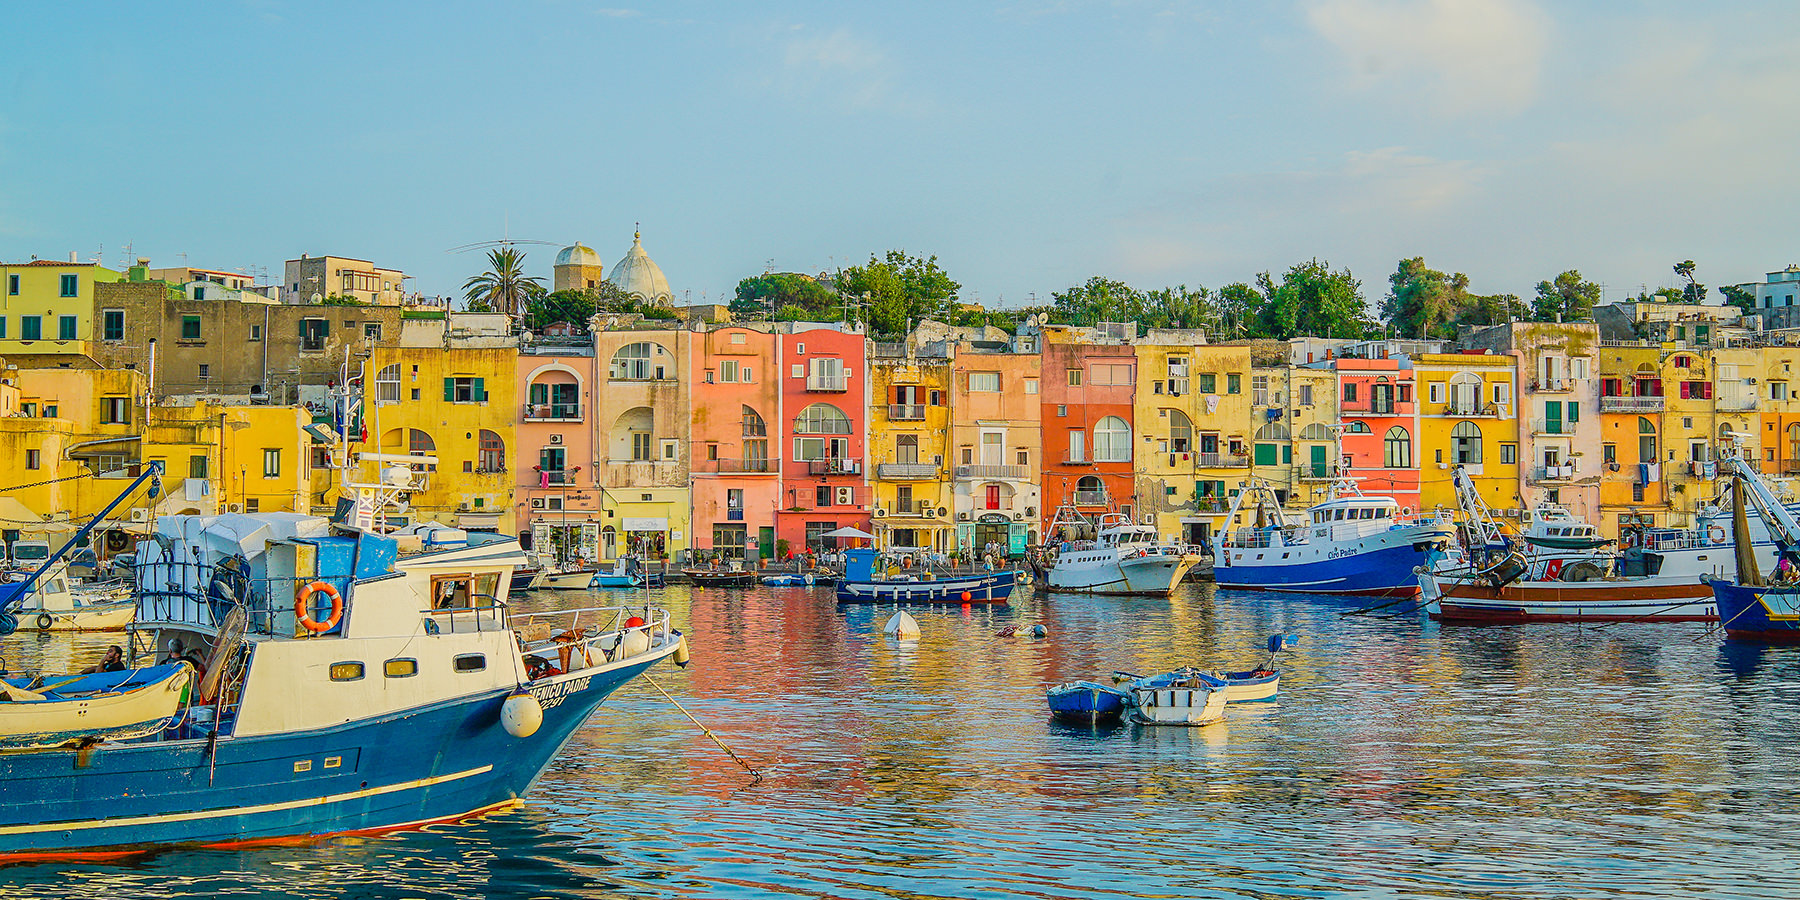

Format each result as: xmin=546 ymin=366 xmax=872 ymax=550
xmin=761 ymin=572 xmax=824 ymax=587
xmin=1045 ymin=681 xmax=1131 ymax=723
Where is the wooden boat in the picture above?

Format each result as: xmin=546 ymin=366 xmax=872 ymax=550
xmin=1046 ymin=681 xmax=1130 ymax=723
xmin=589 ymin=557 xmax=664 ymax=589
xmin=0 ymin=663 xmax=192 ymax=750
xmin=1050 ymin=635 xmax=1288 ymax=722
xmin=530 ymin=566 xmax=600 ymax=590
xmin=835 ymin=548 xmax=1016 ymax=605
xmin=761 ymin=571 xmax=826 ymax=587
xmin=1128 ymin=675 xmax=1227 ymax=726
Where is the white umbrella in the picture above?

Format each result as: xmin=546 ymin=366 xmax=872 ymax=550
xmin=820 ymin=526 xmax=876 ymax=540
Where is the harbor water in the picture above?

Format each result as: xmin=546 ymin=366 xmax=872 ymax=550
xmin=3 ymin=581 xmax=1798 ymax=899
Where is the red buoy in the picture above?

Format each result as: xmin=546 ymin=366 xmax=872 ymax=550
xmin=625 ymin=616 xmax=645 ymax=628
xmin=961 ymin=591 xmax=972 ymax=603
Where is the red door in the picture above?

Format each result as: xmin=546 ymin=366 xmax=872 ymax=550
xmin=985 ymin=484 xmax=1001 ymax=510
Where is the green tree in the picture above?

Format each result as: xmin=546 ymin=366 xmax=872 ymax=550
xmin=1047 ymin=277 xmax=1146 ymax=326
xmin=462 ymin=247 xmax=545 ymax=318
xmin=524 ymin=290 xmax=598 ymax=333
xmin=1383 ymin=257 xmax=1458 ymax=338
xmin=836 ymin=251 xmax=961 ymax=337
xmin=1214 ymin=282 xmax=1263 ymax=339
xmin=1720 ymin=283 xmax=1758 ymax=314
xmin=1142 ymin=285 xmax=1217 ymax=331
xmin=319 ymin=294 xmax=366 ymax=306
xmin=1255 ymin=259 xmax=1372 ymax=340
xmin=1532 ymin=270 xmax=1601 ymax=321
xmin=733 ymin=272 xmax=839 ymax=321
xmin=1674 ymin=260 xmax=1705 ymax=304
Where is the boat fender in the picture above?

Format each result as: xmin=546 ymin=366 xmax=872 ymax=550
xmin=961 ymin=591 xmax=972 ymax=603
xmin=35 ymin=612 xmax=53 ymax=630
xmin=1708 ymin=525 xmax=1727 ymax=544
xmin=295 ymin=581 xmax=344 ymax=634
xmin=501 ymin=691 xmax=543 ymax=738
xmin=883 ymin=611 xmax=921 ymax=639
xmin=673 ymin=633 xmax=691 ymax=667
xmin=1031 ymin=624 xmax=1048 ymax=638
xmin=804 ymin=573 xmax=815 ymax=586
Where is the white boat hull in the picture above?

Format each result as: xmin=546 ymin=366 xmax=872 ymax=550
xmin=530 ymin=569 xmax=599 ymax=590
xmin=14 ymin=601 xmax=136 ymax=632
xmin=1049 ymin=552 xmax=1200 ymax=595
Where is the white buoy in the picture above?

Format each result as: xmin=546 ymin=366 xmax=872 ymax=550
xmin=883 ymin=611 xmax=920 ymax=639
xmin=620 ymin=627 xmax=651 ymax=658
xmin=501 ymin=691 xmax=543 ymax=738
xmin=1031 ymin=624 xmax=1048 ymax=638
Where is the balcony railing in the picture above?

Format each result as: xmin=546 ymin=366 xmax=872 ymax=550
xmin=1601 ymin=396 xmax=1665 ymax=413
xmin=1534 ymin=463 xmax=1576 ymax=482
xmin=1193 ymin=452 xmax=1251 ymax=468
xmin=1445 ymin=401 xmax=1502 ymax=417
xmin=1296 ymin=465 xmax=1343 ymax=482
xmin=1718 ymin=395 xmax=1758 ymax=411
xmin=807 ymin=457 xmax=860 ymax=476
xmin=726 ymin=508 xmax=745 ymax=521
xmin=1534 ymin=378 xmax=1574 ymax=393
xmin=888 ymin=404 xmax=925 ymax=420
xmin=877 ymin=463 xmax=938 ymax=480
xmin=1072 ymin=490 xmax=1109 ymax=506
xmin=879 ymin=500 xmax=936 ymax=517
xmin=806 ymin=373 xmax=848 ymax=392
xmin=1531 ymin=419 xmax=1574 ymax=435
xmin=696 ymin=458 xmax=775 ymax=474
xmin=522 ymin=402 xmax=583 ymax=421
xmin=1061 ymin=453 xmax=1093 ymax=466
xmin=955 ymin=464 xmax=1028 ymax=479
xmin=538 ymin=470 xmax=575 ymax=486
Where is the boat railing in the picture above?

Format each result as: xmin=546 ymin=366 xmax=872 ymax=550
xmin=1637 ymin=530 xmax=1721 ymax=552
xmin=511 ymin=604 xmax=676 ymax=671
xmin=421 ymin=597 xmax=509 ymax=634
xmin=1225 ymin=528 xmax=1300 ymax=549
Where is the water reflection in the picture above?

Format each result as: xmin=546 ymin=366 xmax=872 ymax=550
xmin=3 ymin=581 xmax=1798 ymax=898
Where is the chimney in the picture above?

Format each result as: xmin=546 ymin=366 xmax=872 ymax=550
xmin=69 ymin=251 xmax=77 ymax=263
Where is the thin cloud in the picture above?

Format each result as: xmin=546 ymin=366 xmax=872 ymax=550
xmin=1303 ymin=0 xmax=1551 ymax=116
xmin=594 ymin=8 xmax=641 ymax=17
xmin=767 ymin=26 xmax=931 ymax=116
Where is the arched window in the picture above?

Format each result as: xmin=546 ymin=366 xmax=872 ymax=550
xmin=1449 ymin=372 xmax=1481 ymax=412
xmin=1299 ymin=423 xmax=1333 ymax=441
xmin=1640 ymin=416 xmax=1659 ymax=463
xmin=1345 ymin=421 xmax=1371 ymax=434
xmin=375 ymin=363 xmax=401 ymax=403
xmin=1452 ymin=422 xmax=1482 ymax=464
xmin=794 ymin=403 xmax=851 ymax=435
xmin=1094 ymin=416 xmax=1132 ymax=462
xmin=608 ymin=341 xmax=668 ymax=381
xmin=1166 ymin=410 xmax=1192 ymax=453
xmin=1075 ymin=475 xmax=1107 ymax=505
xmin=408 ymin=429 xmax=436 ymax=472
xmin=612 ymin=407 xmax=654 ymax=461
xmin=742 ymin=405 xmax=767 ymax=437
xmin=1255 ymin=422 xmax=1290 ymax=441
xmin=477 ymin=429 xmax=505 ymax=472
xmin=1788 ymin=423 xmax=1800 ymax=464
xmin=1383 ymin=426 xmax=1412 ymax=469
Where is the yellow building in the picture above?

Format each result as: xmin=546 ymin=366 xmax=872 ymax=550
xmin=1659 ymin=347 xmax=1719 ymax=525
xmin=1134 ymin=337 xmax=1250 ymax=544
xmin=869 ymin=341 xmax=955 ymax=552
xmin=1413 ymin=353 xmax=1519 ymax=514
xmin=361 ymin=314 xmax=518 ymax=535
xmin=0 ymin=259 xmax=122 ymax=365
xmin=1249 ymin=361 xmax=1339 ymax=508
xmin=1758 ymin=346 xmax=1800 ymax=476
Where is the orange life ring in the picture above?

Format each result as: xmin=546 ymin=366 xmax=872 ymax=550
xmin=295 ymin=581 xmax=344 ymax=633
xmin=1544 ymin=558 xmax=1564 ymax=579
xmin=1708 ymin=525 xmax=1727 ymax=544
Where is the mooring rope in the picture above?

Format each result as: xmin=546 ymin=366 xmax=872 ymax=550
xmin=643 ymin=675 xmax=762 ymax=783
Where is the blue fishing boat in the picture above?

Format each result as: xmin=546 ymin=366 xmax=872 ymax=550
xmin=761 ymin=571 xmax=832 ymax=587
xmin=1214 ymin=476 xmax=1453 ymax=597
xmin=0 ymin=439 xmax=686 ymax=857
xmin=588 ymin=556 xmax=664 ymax=589
xmin=1045 ymin=681 xmax=1130 ymax=723
xmin=1703 ymin=445 xmax=1800 ymax=643
xmin=835 ymin=548 xmax=1017 ymax=605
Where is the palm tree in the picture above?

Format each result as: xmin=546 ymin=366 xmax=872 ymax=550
xmin=462 ymin=247 xmax=544 ymax=318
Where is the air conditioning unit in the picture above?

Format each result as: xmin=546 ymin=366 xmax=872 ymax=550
xmin=873 ymin=508 xmax=887 ymax=518
xmin=1143 ymin=514 xmax=1155 ymax=525
xmin=957 ymin=511 xmax=971 ymax=522
xmin=924 ymin=507 xmax=937 ymax=518
xmin=227 ymin=503 xmax=244 ymax=513
xmin=530 ymin=498 xmax=545 ymax=509
xmin=129 ymin=508 xmax=149 ymax=523
xmin=549 ymin=434 xmax=563 ymax=445
xmin=1012 ymin=513 xmax=1024 ymax=522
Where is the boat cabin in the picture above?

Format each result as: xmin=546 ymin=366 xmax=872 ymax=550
xmin=1308 ymin=498 xmax=1400 ymax=526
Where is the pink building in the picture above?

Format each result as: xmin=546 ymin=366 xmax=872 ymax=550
xmin=514 ymin=337 xmax=602 ymax=565
xmin=689 ymin=325 xmax=782 ymax=561
xmin=776 ymin=324 xmax=869 ymax=553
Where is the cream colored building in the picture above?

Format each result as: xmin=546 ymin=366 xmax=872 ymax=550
xmin=283 ymin=254 xmax=406 ymax=305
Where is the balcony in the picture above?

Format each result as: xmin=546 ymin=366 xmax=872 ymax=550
xmin=955 ymin=464 xmax=1028 ymax=480
xmin=888 ymin=404 xmax=925 ymax=420
xmin=522 ymin=402 xmax=583 ymax=422
xmin=877 ymin=463 xmax=939 ymax=480
xmin=696 ymin=458 xmax=775 ymax=474
xmin=538 ymin=470 xmax=575 ymax=486
xmin=1072 ymin=490 xmax=1109 ymax=507
xmin=1534 ymin=378 xmax=1574 ymax=393
xmin=1296 ymin=465 xmax=1343 ymax=482
xmin=1060 ymin=453 xmax=1094 ymax=466
xmin=807 ymin=457 xmax=860 ymax=476
xmin=1444 ymin=401 xmax=1502 ymax=417
xmin=1193 ymin=452 xmax=1251 ymax=468
xmin=806 ymin=373 xmax=848 ymax=392
xmin=1601 ymin=396 xmax=1664 ymax=413
xmin=726 ymin=508 xmax=745 ymax=521
xmin=1530 ymin=419 xmax=1575 ymax=436
xmin=1534 ymin=463 xmax=1577 ymax=482
xmin=878 ymin=499 xmax=936 ymax=517
xmin=1718 ymin=395 xmax=1758 ymax=412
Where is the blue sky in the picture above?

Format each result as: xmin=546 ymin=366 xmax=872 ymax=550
xmin=2 ymin=1 xmax=1793 ymax=309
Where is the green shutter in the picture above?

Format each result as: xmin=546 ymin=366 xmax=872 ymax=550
xmin=1567 ymin=401 xmax=1579 ymax=422
xmin=443 ymin=378 xmax=454 ymax=402
xmin=1282 ymin=445 xmax=1292 ymax=464
xmin=473 ymin=377 xmax=486 ymax=402
xmin=1254 ymin=443 xmax=1277 ymax=466
xmin=530 ymin=383 xmax=548 ymax=405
